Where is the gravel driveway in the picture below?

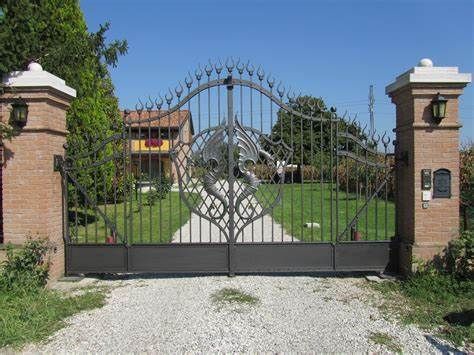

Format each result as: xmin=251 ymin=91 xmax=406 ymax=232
xmin=25 ymin=275 xmax=462 ymax=354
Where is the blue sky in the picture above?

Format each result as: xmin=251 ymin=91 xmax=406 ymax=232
xmin=80 ymin=0 xmax=474 ymax=142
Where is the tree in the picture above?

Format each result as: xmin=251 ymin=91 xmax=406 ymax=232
xmin=0 ymin=0 xmax=128 ymax=203
xmin=265 ymin=96 xmax=367 ymax=166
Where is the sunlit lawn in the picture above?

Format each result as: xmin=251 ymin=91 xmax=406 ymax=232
xmin=264 ymin=183 xmax=395 ymax=242
xmin=69 ymin=191 xmax=193 ymax=244
xmin=70 ymin=183 xmax=394 ymax=244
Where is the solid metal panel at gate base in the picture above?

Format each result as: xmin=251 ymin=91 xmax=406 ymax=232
xmin=67 ymin=245 xmax=128 ymax=273
xmin=128 ymin=244 xmax=228 ymax=273
xmin=233 ymin=243 xmax=334 ymax=272
xmin=60 ymin=58 xmax=398 ymax=275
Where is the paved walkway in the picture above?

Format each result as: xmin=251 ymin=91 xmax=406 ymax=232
xmin=171 ymin=181 xmax=295 ymax=243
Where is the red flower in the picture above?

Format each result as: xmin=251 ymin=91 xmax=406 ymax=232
xmin=144 ymin=138 xmax=163 ymax=147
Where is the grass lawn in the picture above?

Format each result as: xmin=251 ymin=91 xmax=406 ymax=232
xmin=69 ymin=191 xmax=194 ymax=244
xmin=70 ymin=183 xmax=394 ymax=243
xmin=263 ymin=183 xmax=395 ymax=242
xmin=0 ymin=287 xmax=106 ymax=349
xmin=371 ymin=273 xmax=474 ymax=348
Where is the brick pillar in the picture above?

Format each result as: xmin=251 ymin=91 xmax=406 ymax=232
xmin=386 ymin=58 xmax=471 ymax=275
xmin=0 ymin=62 xmax=76 ymax=281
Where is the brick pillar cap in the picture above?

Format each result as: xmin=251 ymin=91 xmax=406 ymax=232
xmin=386 ymin=59 xmax=471 ymax=95
xmin=2 ymin=62 xmax=76 ymax=99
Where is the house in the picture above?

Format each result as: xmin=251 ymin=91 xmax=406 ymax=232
xmin=124 ymin=110 xmax=194 ymax=182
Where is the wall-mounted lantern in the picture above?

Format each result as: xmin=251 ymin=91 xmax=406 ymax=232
xmin=10 ymin=97 xmax=29 ymax=127
xmin=431 ymin=92 xmax=448 ymax=123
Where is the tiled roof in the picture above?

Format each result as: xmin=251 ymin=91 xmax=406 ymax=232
xmin=123 ymin=110 xmax=191 ymax=129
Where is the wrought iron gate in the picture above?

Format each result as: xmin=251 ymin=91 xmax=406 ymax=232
xmin=60 ymin=59 xmax=398 ymax=275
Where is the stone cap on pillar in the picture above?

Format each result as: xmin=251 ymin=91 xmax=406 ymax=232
xmin=386 ymin=58 xmax=471 ymax=95
xmin=2 ymin=62 xmax=76 ymax=99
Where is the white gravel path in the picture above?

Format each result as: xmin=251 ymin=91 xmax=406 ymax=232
xmin=24 ymin=275 xmax=464 ymax=354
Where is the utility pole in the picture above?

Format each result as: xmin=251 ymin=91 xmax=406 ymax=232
xmin=368 ymin=85 xmax=375 ymax=137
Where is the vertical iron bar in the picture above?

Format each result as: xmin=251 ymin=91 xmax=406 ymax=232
xmin=94 ymin=150 xmax=98 ymax=243
xmin=385 ymin=145 xmax=388 ymax=239
xmin=197 ymin=78 xmax=202 ymax=243
xmin=227 ymin=77 xmax=235 ymax=274
xmin=128 ymin=121 xmax=133 ymax=245
xmin=345 ymin=124 xmax=349 ymax=239
xmin=269 ymin=89 xmax=274 ymax=242
xmin=330 ymin=114 xmax=334 ymax=242
xmin=365 ymin=143 xmax=369 ymax=240
xmin=217 ymin=71 xmax=222 ymax=243
xmin=103 ymin=168 xmax=107 ymax=241
xmin=335 ymin=117 xmax=339 ymax=240
xmin=259 ymin=80 xmax=264 ymax=242
xmin=290 ymin=111 xmax=294 ymax=242
xmin=123 ymin=121 xmax=128 ymax=245
xmin=300 ymin=104 xmax=304 ymax=242
xmin=138 ymin=117 xmax=143 ymax=243
xmin=310 ymin=117 xmax=314 ymax=242
xmin=320 ymin=114 xmax=324 ymax=241
xmin=148 ymin=114 xmax=152 ymax=242
xmin=249 ymin=75 xmax=255 ymax=243
xmin=208 ymin=75 xmax=212 ymax=243
xmin=167 ymin=108 xmax=172 ymax=243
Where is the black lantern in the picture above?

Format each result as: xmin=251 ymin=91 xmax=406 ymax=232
xmin=431 ymin=92 xmax=448 ymax=123
xmin=10 ymin=97 xmax=28 ymax=127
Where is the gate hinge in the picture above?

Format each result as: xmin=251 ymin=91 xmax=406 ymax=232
xmin=53 ymin=154 xmax=64 ymax=172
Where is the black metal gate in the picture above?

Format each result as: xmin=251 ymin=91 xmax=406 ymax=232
xmin=60 ymin=59 xmax=398 ymax=275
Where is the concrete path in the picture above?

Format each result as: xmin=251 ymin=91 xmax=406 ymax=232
xmin=171 ymin=181 xmax=296 ymax=243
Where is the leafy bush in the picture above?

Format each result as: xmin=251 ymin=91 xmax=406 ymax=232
xmin=139 ymin=174 xmax=173 ymax=207
xmin=0 ymin=238 xmax=51 ymax=290
xmin=443 ymin=230 xmax=473 ymax=279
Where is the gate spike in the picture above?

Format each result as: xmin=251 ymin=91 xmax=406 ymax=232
xmin=135 ymin=99 xmax=144 ymax=115
xmin=382 ymin=132 xmax=391 ymax=146
xmin=257 ymin=65 xmax=265 ymax=81
xmin=165 ymin=89 xmax=173 ymax=106
xmin=175 ymin=82 xmax=184 ymax=98
xmin=154 ymin=96 xmax=163 ymax=110
xmin=215 ymin=58 xmax=223 ymax=75
xmin=236 ymin=58 xmax=245 ymax=75
xmin=246 ymin=61 xmax=254 ymax=76
xmin=225 ymin=57 xmax=235 ymax=73
xmin=205 ymin=60 xmax=213 ymax=76
xmin=185 ymin=71 xmax=193 ymax=89
xmin=266 ymin=74 xmax=275 ymax=89
xmin=145 ymin=96 xmax=154 ymax=112
xmin=277 ymin=82 xmax=285 ymax=98
xmin=195 ymin=64 xmax=203 ymax=81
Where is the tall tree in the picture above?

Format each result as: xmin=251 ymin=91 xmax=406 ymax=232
xmin=0 ymin=0 xmax=128 ymax=200
xmin=265 ymin=96 xmax=366 ymax=166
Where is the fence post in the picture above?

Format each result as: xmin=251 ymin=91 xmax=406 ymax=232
xmin=386 ymin=58 xmax=471 ymax=275
xmin=0 ymin=62 xmax=76 ymax=281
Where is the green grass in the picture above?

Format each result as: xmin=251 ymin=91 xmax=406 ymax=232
xmin=261 ymin=183 xmax=395 ymax=241
xmin=368 ymin=332 xmax=402 ymax=353
xmin=71 ymin=183 xmax=394 ymax=243
xmin=370 ymin=274 xmax=474 ymax=348
xmin=0 ymin=287 xmax=106 ymax=349
xmin=211 ymin=287 xmax=259 ymax=305
xmin=69 ymin=191 xmax=193 ymax=244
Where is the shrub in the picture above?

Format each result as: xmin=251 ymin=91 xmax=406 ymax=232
xmin=0 ymin=238 xmax=51 ymax=290
xmin=444 ymin=230 xmax=473 ymax=279
xmin=138 ymin=173 xmax=173 ymax=207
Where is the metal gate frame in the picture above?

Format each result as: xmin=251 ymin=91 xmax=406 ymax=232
xmin=61 ymin=58 xmax=399 ymax=275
